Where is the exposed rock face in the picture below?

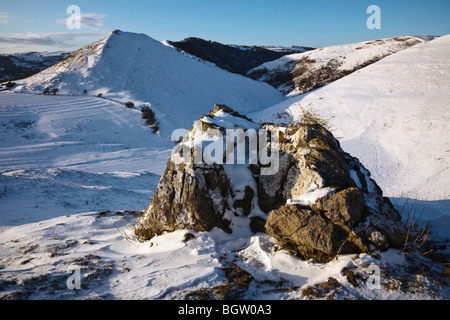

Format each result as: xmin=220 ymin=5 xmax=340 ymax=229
xmin=312 ymin=187 xmax=365 ymax=227
xmin=258 ymin=124 xmax=370 ymax=212
xmin=134 ymin=159 xmax=233 ymax=241
xmin=265 ymin=204 xmax=364 ymax=262
xmin=136 ymin=105 xmax=407 ymax=262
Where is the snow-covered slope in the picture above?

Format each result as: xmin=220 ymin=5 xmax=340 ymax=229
xmin=248 ymin=36 xmax=424 ymax=96
xmin=249 ymin=35 xmax=450 ymax=204
xmin=13 ymin=30 xmax=284 ymax=136
xmin=0 ymin=92 xmax=169 ymax=227
xmin=5 ymin=210 xmax=446 ymax=300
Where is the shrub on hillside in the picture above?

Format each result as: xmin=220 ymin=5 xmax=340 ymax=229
xmin=5 ymin=81 xmax=15 ymax=89
xmin=42 ymin=87 xmax=59 ymax=96
xmin=141 ymin=106 xmax=154 ymax=119
xmin=141 ymin=106 xmax=159 ymax=133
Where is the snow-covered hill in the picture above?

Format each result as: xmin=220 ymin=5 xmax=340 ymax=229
xmin=13 ymin=30 xmax=284 ymax=136
xmin=249 ymin=35 xmax=450 ymax=211
xmin=248 ymin=36 xmax=424 ymax=96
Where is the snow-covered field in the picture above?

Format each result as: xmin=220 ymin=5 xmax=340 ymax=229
xmin=0 ymin=33 xmax=449 ymax=300
xmin=0 ymin=92 xmax=169 ymax=229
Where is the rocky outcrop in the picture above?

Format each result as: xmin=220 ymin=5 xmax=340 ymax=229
xmin=261 ymin=122 xmax=406 ymax=261
xmin=135 ymin=105 xmax=407 ymax=262
xmin=134 ymin=160 xmax=233 ymax=241
xmin=135 ymin=104 xmax=256 ymax=241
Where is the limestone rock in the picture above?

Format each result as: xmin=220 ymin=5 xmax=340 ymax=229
xmin=262 ymin=123 xmax=406 ymax=262
xmin=135 ymin=160 xmax=233 ymax=241
xmin=135 ymin=105 xmax=257 ymax=241
xmin=135 ymin=105 xmax=407 ymax=263
xmin=311 ymin=187 xmax=365 ymax=227
xmin=265 ymin=204 xmax=367 ymax=262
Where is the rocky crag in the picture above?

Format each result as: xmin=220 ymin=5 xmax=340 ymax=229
xmin=135 ymin=105 xmax=406 ymax=262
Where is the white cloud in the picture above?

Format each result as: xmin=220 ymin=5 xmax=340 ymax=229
xmin=56 ymin=13 xmax=107 ymax=30
xmin=0 ymin=12 xmax=8 ymax=25
xmin=0 ymin=32 xmax=99 ymax=47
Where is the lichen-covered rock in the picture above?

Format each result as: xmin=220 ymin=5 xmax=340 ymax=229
xmin=261 ymin=123 xmax=406 ymax=262
xmin=265 ymin=187 xmax=388 ymax=262
xmin=311 ymin=187 xmax=365 ymax=227
xmin=265 ymin=204 xmax=366 ymax=262
xmin=258 ymin=124 xmax=367 ymax=212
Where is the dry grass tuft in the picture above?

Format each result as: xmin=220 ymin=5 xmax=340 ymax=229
xmin=296 ymin=103 xmax=330 ymax=130
xmin=399 ymin=199 xmax=435 ymax=257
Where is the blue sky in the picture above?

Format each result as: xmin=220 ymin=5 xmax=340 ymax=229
xmin=0 ymin=0 xmax=449 ymax=53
